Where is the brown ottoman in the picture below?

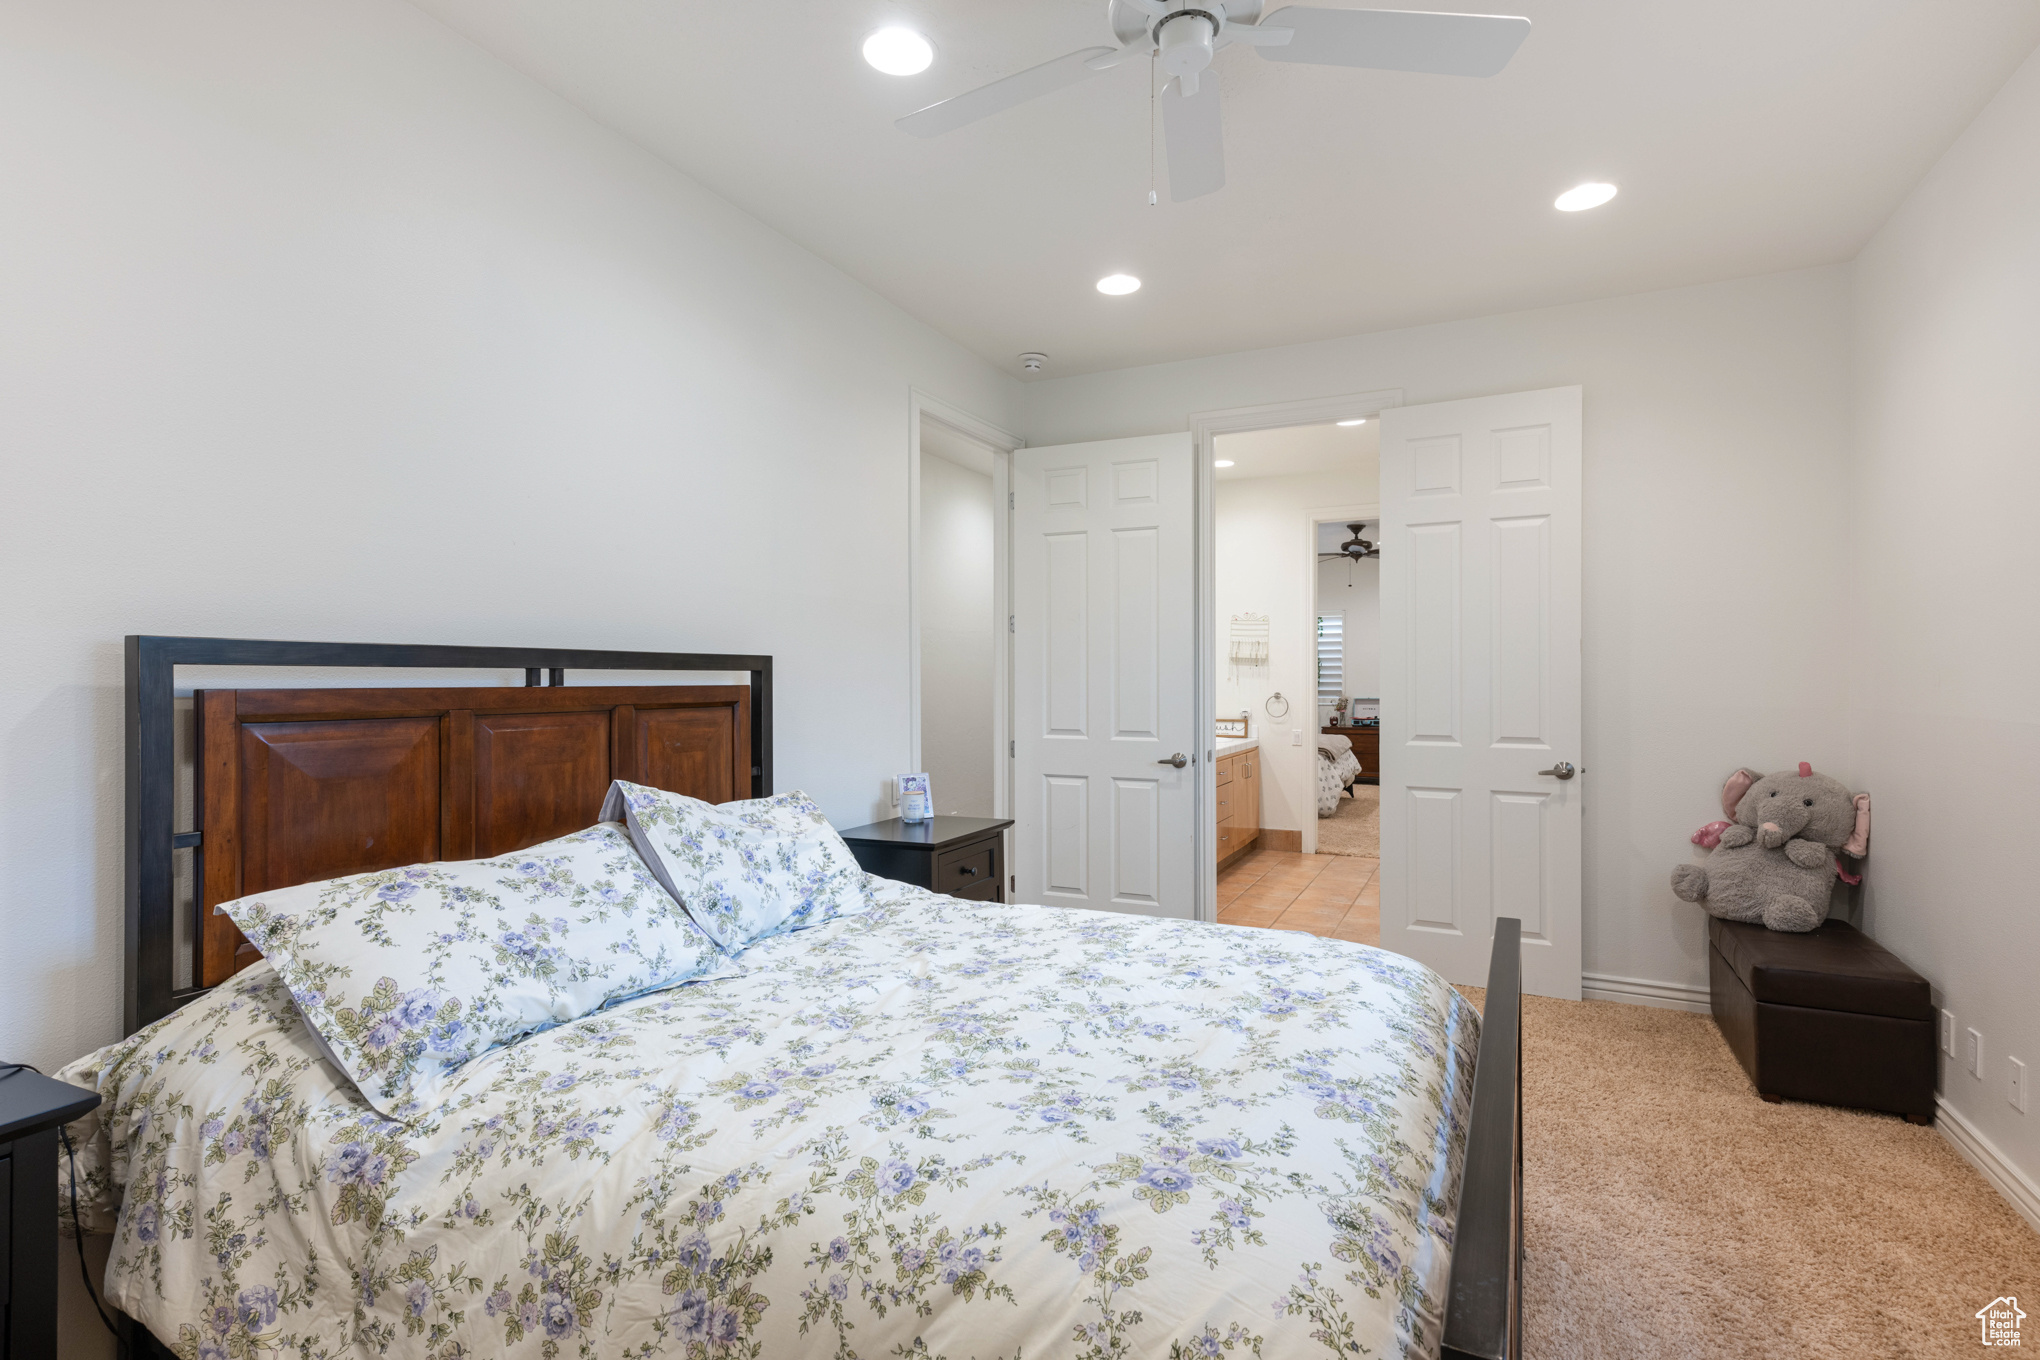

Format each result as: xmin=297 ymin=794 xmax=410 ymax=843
xmin=1708 ymin=916 xmax=1936 ymax=1122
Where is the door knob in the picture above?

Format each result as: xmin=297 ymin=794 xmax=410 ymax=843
xmin=1157 ymin=752 xmax=1188 ymax=768
xmin=1537 ymin=761 xmax=1576 ymax=780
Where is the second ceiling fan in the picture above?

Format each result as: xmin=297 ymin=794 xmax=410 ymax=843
xmin=1320 ymin=522 xmax=1382 ymax=576
xmin=897 ymin=1 xmax=1532 ymax=201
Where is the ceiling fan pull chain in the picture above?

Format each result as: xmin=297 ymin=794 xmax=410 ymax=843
xmin=1149 ymin=54 xmax=1157 ymax=206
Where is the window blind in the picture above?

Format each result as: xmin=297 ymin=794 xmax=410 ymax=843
xmin=1316 ymin=614 xmax=1344 ymax=707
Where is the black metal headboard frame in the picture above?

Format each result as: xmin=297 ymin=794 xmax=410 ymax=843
xmin=123 ymin=636 xmax=773 ymax=1036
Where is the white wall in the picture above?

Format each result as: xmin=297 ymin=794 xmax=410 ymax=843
xmin=918 ymin=450 xmax=996 ymax=816
xmin=1847 ymin=45 xmax=2040 ymax=1203
xmin=1027 ymin=266 xmax=1856 ymax=997
xmin=1317 ymin=556 xmax=1381 ymax=704
xmin=1217 ymin=473 xmax=1375 ymax=835
xmin=0 ymin=0 xmax=1019 ymax=1089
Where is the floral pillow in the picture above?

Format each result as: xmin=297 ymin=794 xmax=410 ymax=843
xmin=602 ymin=780 xmax=876 ymax=952
xmin=222 ymin=822 xmax=725 ymax=1118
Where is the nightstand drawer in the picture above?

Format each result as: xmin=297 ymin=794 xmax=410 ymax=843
xmin=934 ymin=841 xmax=997 ymax=894
xmin=950 ymin=876 xmax=1003 ymax=903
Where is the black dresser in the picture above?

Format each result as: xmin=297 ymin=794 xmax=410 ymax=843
xmin=837 ymin=817 xmax=1013 ymax=902
xmin=3 ymin=1066 xmax=103 ymax=1360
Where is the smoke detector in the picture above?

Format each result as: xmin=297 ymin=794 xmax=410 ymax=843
xmin=1019 ymin=352 xmax=1048 ymax=372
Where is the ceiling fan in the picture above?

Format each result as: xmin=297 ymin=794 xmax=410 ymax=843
xmin=1319 ymin=522 xmax=1382 ymax=572
xmin=896 ymin=1 xmax=1531 ymax=201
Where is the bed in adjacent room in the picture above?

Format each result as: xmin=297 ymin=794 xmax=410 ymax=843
xmin=67 ymin=638 xmax=1522 ymax=1360
xmin=1317 ymin=735 xmax=1364 ymax=816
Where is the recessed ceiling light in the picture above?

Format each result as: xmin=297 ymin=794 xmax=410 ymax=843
xmin=1096 ymin=273 xmax=1141 ymax=296
xmin=1213 ymin=460 xmax=1235 ymax=468
xmin=863 ymin=28 xmax=933 ymax=76
xmin=1554 ymin=182 xmax=1618 ymax=212
xmin=1337 ymin=418 xmax=1366 ymax=426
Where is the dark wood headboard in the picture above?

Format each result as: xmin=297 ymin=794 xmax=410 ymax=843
xmin=125 ymin=638 xmax=772 ymax=1033
xmin=196 ymin=684 xmax=750 ymax=988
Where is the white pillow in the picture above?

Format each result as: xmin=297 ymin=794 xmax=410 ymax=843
xmin=223 ymin=822 xmax=725 ymax=1118
xmin=602 ymin=780 xmax=875 ymax=952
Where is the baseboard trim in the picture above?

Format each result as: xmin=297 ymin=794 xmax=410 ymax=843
xmin=1580 ymin=971 xmax=1713 ymax=1014
xmin=1260 ymin=828 xmax=1301 ymax=853
xmin=1935 ymin=1095 xmax=2040 ymax=1234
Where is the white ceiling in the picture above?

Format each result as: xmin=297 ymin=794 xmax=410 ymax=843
xmin=1214 ymin=419 xmax=1377 ymax=481
xmin=412 ymin=0 xmax=2040 ymax=378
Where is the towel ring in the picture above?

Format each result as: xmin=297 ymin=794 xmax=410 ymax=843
xmin=1265 ymin=691 xmax=1290 ymax=718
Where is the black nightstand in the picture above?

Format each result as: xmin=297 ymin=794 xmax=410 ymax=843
xmin=3 ymin=1066 xmax=102 ymax=1360
xmin=837 ymin=817 xmax=1014 ymax=902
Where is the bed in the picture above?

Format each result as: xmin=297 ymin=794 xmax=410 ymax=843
xmin=1317 ymin=737 xmax=1363 ymax=817
xmin=77 ymin=637 xmax=1522 ymax=1360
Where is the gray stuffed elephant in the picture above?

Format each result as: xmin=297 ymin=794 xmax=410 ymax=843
xmin=1670 ymin=762 xmax=1870 ymax=932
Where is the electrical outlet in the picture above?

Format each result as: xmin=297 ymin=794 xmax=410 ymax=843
xmin=1967 ymin=1027 xmax=1984 ymax=1079
xmin=1940 ymin=1009 xmax=1956 ymax=1057
xmin=2011 ymin=1057 xmax=2029 ymax=1114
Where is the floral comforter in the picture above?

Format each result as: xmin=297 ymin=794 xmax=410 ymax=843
xmin=60 ymin=879 xmax=1480 ymax=1360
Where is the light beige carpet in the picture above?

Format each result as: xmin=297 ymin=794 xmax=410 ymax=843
xmin=1454 ymin=986 xmax=2040 ymax=1358
xmin=1316 ymin=784 xmax=1380 ymax=857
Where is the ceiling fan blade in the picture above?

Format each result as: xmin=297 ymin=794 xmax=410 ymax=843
xmin=1162 ymin=72 xmax=1225 ymax=201
xmin=1257 ymin=6 xmax=1530 ymax=77
xmin=897 ymin=46 xmax=1120 ymax=137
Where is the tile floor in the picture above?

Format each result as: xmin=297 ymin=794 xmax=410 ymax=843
xmin=1216 ymin=848 xmax=1380 ymax=945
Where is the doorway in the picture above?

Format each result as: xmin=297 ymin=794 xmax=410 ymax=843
xmin=1311 ymin=512 xmax=1383 ymax=860
xmin=917 ymin=420 xmax=999 ymax=816
xmin=980 ymin=384 xmax=1583 ymax=997
xmin=908 ymin=393 xmax=1021 ymax=834
xmin=1204 ymin=408 xmax=1385 ymax=940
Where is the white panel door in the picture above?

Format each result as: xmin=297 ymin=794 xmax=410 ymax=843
xmin=1012 ymin=434 xmax=1196 ymax=918
xmin=1378 ymin=387 xmax=1582 ymax=998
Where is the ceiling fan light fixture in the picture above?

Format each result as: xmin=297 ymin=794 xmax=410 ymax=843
xmin=1554 ymin=182 xmax=1618 ymax=212
xmin=1156 ymin=9 xmax=1218 ymax=79
xmin=1096 ymin=273 xmax=1142 ymax=295
xmin=863 ymin=27 xmax=934 ymax=76
xmin=1317 ymin=521 xmax=1382 ymax=565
